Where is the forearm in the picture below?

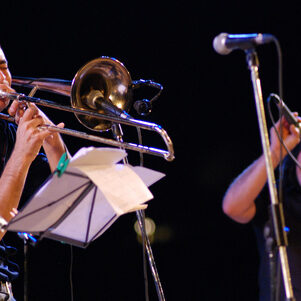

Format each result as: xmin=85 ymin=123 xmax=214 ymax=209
xmin=43 ymin=132 xmax=69 ymax=172
xmin=222 ymin=152 xmax=279 ymax=223
xmin=0 ymin=152 xmax=31 ymax=226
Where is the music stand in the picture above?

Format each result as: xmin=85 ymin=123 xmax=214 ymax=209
xmin=5 ymin=147 xmax=165 ymax=248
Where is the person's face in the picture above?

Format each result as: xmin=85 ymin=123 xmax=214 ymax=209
xmin=0 ymin=48 xmax=11 ymax=86
xmin=0 ymin=47 xmax=12 ymax=111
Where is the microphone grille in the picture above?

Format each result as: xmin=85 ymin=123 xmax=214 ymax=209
xmin=213 ymin=33 xmax=231 ymax=55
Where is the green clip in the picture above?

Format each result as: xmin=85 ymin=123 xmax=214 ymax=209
xmin=55 ymin=152 xmax=70 ymax=177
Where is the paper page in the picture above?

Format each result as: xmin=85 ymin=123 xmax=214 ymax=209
xmin=131 ymin=166 xmax=165 ymax=187
xmin=74 ymin=164 xmax=153 ymax=215
xmin=70 ymin=147 xmax=127 ymax=166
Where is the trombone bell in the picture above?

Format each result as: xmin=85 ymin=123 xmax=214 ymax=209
xmin=71 ymin=57 xmax=133 ymax=132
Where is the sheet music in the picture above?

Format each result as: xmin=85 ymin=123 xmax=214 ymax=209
xmin=70 ymin=147 xmax=127 ymax=166
xmin=75 ymin=163 xmax=153 ymax=215
xmin=6 ymin=147 xmax=165 ymax=246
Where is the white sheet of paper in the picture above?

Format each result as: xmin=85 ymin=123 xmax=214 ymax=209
xmin=70 ymin=147 xmax=127 ymax=166
xmin=131 ymin=166 xmax=165 ymax=187
xmin=75 ymin=164 xmax=153 ymax=215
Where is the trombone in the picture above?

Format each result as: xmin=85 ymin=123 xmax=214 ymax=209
xmin=0 ymin=57 xmax=175 ymax=161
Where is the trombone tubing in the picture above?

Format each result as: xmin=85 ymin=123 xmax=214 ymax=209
xmin=0 ymin=91 xmax=175 ymax=161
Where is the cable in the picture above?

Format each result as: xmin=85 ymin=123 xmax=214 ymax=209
xmin=140 ymin=210 xmax=150 ymax=301
xmin=136 ymin=127 xmax=144 ymax=166
xmin=69 ymin=245 xmax=74 ymax=301
xmin=136 ymin=128 xmax=150 ymax=301
xmin=267 ymin=95 xmax=301 ymax=170
xmin=273 ymin=37 xmax=285 ymax=214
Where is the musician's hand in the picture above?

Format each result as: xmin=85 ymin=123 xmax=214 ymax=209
xmin=8 ymin=101 xmax=64 ymax=129
xmin=270 ymin=113 xmax=301 ymax=165
xmin=10 ymin=101 xmax=67 ymax=171
xmin=13 ymin=105 xmax=53 ymax=163
xmin=7 ymin=99 xmax=27 ymax=123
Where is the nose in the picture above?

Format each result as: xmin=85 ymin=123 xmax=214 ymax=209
xmin=0 ymin=70 xmax=9 ymax=86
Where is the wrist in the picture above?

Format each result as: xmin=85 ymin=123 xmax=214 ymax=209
xmin=43 ymin=133 xmax=68 ymax=172
xmin=270 ymin=148 xmax=283 ymax=168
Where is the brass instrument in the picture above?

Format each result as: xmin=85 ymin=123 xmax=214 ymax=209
xmin=0 ymin=57 xmax=174 ymax=161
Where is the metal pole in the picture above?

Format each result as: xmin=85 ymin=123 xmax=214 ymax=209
xmin=245 ymin=49 xmax=295 ymax=300
xmin=135 ymin=210 xmax=165 ymax=301
xmin=112 ymin=124 xmax=166 ymax=301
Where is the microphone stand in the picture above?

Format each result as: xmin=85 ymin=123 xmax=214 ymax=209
xmin=112 ymin=124 xmax=166 ymax=301
xmin=17 ymin=232 xmax=37 ymax=301
xmin=23 ymin=239 xmax=29 ymax=301
xmin=245 ymin=48 xmax=295 ymax=300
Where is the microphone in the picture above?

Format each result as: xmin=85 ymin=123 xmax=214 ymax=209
xmin=133 ymin=99 xmax=152 ymax=116
xmin=213 ymin=33 xmax=275 ymax=55
xmin=131 ymin=79 xmax=163 ymax=116
xmin=82 ymin=88 xmax=130 ymax=119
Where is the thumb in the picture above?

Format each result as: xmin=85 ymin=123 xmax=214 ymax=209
xmin=289 ymin=124 xmax=300 ymax=138
xmin=56 ymin=122 xmax=65 ymax=129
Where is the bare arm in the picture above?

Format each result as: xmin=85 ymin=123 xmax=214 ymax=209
xmin=222 ymin=116 xmax=301 ymax=224
xmin=0 ymin=107 xmax=55 ymax=239
xmin=42 ymin=124 xmax=68 ymax=172
xmin=0 ymin=151 xmax=32 ymax=240
xmin=223 ymin=154 xmax=269 ymax=223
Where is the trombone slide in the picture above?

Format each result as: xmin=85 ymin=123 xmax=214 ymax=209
xmin=0 ymin=91 xmax=175 ymax=161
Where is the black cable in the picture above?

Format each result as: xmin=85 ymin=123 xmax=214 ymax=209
xmin=267 ymin=95 xmax=301 ymax=170
xmin=69 ymin=245 xmax=74 ymax=301
xmin=273 ymin=37 xmax=284 ymax=212
xmin=140 ymin=210 xmax=150 ymax=301
xmin=136 ymin=128 xmax=150 ymax=301
xmin=136 ymin=127 xmax=144 ymax=167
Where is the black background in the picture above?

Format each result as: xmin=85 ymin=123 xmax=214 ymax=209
xmin=1 ymin=1 xmax=300 ymax=300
